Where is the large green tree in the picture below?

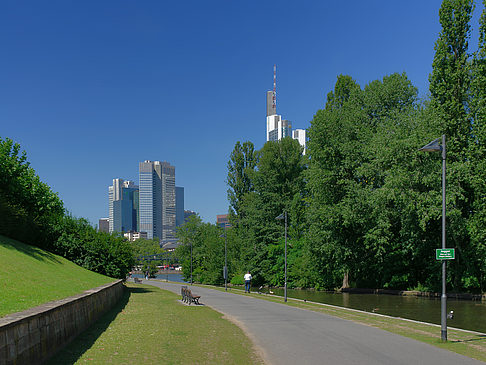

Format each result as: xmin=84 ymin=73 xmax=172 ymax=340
xmin=235 ymin=137 xmax=307 ymax=286
xmin=306 ymin=73 xmax=445 ymax=290
xmin=227 ymin=141 xmax=257 ymax=217
xmin=429 ymin=0 xmax=476 ymax=290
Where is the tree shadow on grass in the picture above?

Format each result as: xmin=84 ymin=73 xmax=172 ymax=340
xmin=0 ymin=235 xmax=62 ymax=264
xmin=45 ymin=286 xmax=152 ymax=364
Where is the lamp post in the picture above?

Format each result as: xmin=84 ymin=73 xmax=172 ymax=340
xmin=420 ymin=134 xmax=447 ymax=342
xmin=220 ymin=227 xmax=228 ymax=291
xmin=276 ymin=211 xmax=288 ymax=302
xmin=190 ymin=238 xmax=193 ymax=285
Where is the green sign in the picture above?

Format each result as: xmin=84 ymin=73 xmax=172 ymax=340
xmin=436 ymin=248 xmax=455 ymax=260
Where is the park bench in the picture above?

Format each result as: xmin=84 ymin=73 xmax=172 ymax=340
xmin=134 ymin=278 xmax=143 ymax=283
xmin=181 ymin=286 xmax=201 ymax=305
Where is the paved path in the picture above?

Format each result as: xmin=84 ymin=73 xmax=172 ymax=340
xmin=140 ymin=280 xmax=483 ymax=365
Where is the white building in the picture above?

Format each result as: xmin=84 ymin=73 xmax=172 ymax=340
xmin=292 ymin=129 xmax=307 ymax=154
xmin=265 ymin=68 xmax=306 ymax=152
xmin=123 ymin=231 xmax=148 ymax=241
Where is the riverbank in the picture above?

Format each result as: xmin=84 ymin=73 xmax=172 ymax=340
xmin=340 ymin=287 xmax=486 ymax=301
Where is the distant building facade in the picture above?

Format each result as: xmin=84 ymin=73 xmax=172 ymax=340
xmin=292 ymin=128 xmax=307 ymax=154
xmin=265 ymin=66 xmax=306 ymax=152
xmin=139 ymin=161 xmax=176 ymax=240
xmin=216 ymin=214 xmax=230 ymax=229
xmin=98 ymin=218 xmax=109 ymax=233
xmin=108 ymin=179 xmax=139 ymax=233
xmin=176 ymin=186 xmax=184 ymax=227
xmin=123 ymin=231 xmax=148 ymax=241
xmin=184 ymin=210 xmax=197 ymax=223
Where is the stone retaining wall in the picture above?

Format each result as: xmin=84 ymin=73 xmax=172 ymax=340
xmin=0 ymin=279 xmax=125 ymax=365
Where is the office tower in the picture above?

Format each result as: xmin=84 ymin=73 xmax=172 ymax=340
xmin=184 ymin=210 xmax=196 ymax=223
xmin=265 ymin=65 xmax=292 ymax=142
xmin=292 ymin=129 xmax=307 ymax=154
xmin=108 ymin=179 xmax=139 ymax=233
xmin=98 ymin=218 xmax=109 ymax=233
xmin=139 ymin=160 xmax=176 ymax=240
xmin=216 ymin=214 xmax=231 ymax=229
xmin=176 ymin=186 xmax=184 ymax=227
xmin=265 ymin=65 xmax=307 ymax=152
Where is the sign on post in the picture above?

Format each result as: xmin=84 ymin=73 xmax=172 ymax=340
xmin=436 ymin=248 xmax=455 ymax=260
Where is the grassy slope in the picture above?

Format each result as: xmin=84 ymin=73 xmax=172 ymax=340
xmin=0 ymin=234 xmax=115 ymax=317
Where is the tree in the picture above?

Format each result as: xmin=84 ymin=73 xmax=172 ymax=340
xmin=467 ymin=0 xmax=486 ymax=291
xmin=227 ymin=141 xmax=257 ymax=217
xmin=306 ymin=73 xmax=441 ymax=290
xmin=0 ymin=137 xmax=64 ymax=248
xmin=176 ymin=215 xmax=225 ymax=285
xmin=429 ymin=0 xmax=476 ymax=290
xmin=234 ymin=137 xmax=306 ymax=286
xmin=429 ymin=0 xmax=474 ymax=157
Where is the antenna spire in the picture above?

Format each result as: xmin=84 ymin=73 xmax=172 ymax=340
xmin=273 ymin=64 xmax=277 ymax=112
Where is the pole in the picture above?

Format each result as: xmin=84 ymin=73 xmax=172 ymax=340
xmin=225 ymin=227 xmax=228 ymax=291
xmin=190 ymin=239 xmax=193 ymax=285
xmin=441 ymin=134 xmax=447 ymax=342
xmin=284 ymin=211 xmax=287 ymax=303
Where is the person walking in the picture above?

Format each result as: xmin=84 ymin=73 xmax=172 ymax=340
xmin=244 ymin=271 xmax=252 ymax=293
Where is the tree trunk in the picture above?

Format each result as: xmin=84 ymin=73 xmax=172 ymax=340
xmin=342 ymin=271 xmax=349 ymax=289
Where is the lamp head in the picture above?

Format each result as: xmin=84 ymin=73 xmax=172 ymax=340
xmin=419 ymin=138 xmax=442 ymax=152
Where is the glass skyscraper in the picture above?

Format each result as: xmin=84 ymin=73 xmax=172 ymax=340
xmin=108 ymin=179 xmax=139 ymax=233
xmin=139 ymin=160 xmax=176 ymax=240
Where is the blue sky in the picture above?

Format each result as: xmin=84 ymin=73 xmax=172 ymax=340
xmin=1 ymin=1 xmax=483 ymax=225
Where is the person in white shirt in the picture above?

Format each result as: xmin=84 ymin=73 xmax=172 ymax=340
xmin=244 ymin=271 xmax=252 ymax=293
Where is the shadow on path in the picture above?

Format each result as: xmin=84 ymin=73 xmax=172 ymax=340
xmin=44 ymin=287 xmax=147 ymax=364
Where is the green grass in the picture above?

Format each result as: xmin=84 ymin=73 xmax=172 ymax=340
xmin=48 ymin=283 xmax=264 ymax=365
xmin=0 ymin=234 xmax=114 ymax=317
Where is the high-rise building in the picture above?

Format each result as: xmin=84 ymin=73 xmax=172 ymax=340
xmin=184 ymin=210 xmax=197 ymax=223
xmin=139 ymin=160 xmax=176 ymax=240
xmin=108 ymin=179 xmax=139 ymax=233
xmin=176 ymin=186 xmax=184 ymax=227
xmin=265 ymin=65 xmax=306 ymax=152
xmin=292 ymin=129 xmax=307 ymax=154
xmin=216 ymin=214 xmax=231 ymax=229
xmin=98 ymin=218 xmax=109 ymax=233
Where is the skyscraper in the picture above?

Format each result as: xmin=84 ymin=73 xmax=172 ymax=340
xmin=108 ymin=179 xmax=139 ymax=233
xmin=292 ymin=128 xmax=307 ymax=154
xmin=139 ymin=160 xmax=176 ymax=240
xmin=265 ymin=65 xmax=306 ymax=151
xmin=176 ymin=186 xmax=184 ymax=227
xmin=266 ymin=65 xmax=291 ymax=142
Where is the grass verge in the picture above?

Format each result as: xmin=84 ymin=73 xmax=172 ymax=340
xmin=48 ymin=283 xmax=264 ymax=364
xmin=204 ymin=285 xmax=486 ymax=363
xmin=0 ymin=234 xmax=114 ymax=317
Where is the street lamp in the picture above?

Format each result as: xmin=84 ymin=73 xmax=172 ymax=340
xmin=220 ymin=227 xmax=228 ymax=291
xmin=420 ymin=134 xmax=447 ymax=342
xmin=276 ymin=211 xmax=287 ymax=303
xmin=190 ymin=237 xmax=193 ymax=285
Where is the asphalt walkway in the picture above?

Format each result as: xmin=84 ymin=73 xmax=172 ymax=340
xmin=140 ymin=280 xmax=483 ymax=365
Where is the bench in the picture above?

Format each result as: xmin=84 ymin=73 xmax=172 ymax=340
xmin=181 ymin=286 xmax=201 ymax=305
xmin=134 ymin=278 xmax=143 ymax=283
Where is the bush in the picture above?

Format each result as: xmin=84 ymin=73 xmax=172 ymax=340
xmin=230 ymin=273 xmax=245 ymax=285
xmin=54 ymin=216 xmax=134 ymax=279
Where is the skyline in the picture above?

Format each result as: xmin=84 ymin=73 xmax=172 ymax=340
xmin=2 ymin=1 xmax=484 ymax=226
